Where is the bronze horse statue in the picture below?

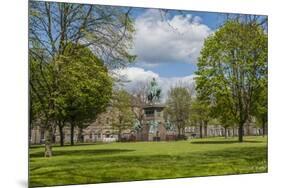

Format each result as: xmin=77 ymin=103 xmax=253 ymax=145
xmin=147 ymin=78 xmax=161 ymax=103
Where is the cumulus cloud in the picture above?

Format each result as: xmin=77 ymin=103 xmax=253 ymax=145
xmin=113 ymin=67 xmax=195 ymax=101
xmin=113 ymin=67 xmax=159 ymax=82
xmin=133 ymin=9 xmax=212 ymax=65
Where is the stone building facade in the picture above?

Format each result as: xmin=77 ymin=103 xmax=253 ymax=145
xmin=30 ymin=104 xmax=264 ymax=145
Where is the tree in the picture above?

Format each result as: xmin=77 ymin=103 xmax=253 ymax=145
xmin=216 ymin=107 xmax=236 ymax=139
xmin=111 ymin=90 xmax=135 ymax=141
xmin=196 ymin=21 xmax=267 ymax=142
xmin=29 ymin=1 xmax=135 ymax=156
xmin=190 ymin=99 xmax=211 ymax=138
xmin=58 ymin=43 xmax=113 ymax=146
xmin=30 ymin=43 xmax=113 ymax=156
xmin=164 ymin=86 xmax=191 ymax=138
xmin=223 ymin=14 xmax=268 ymax=31
xmin=30 ymin=47 xmax=56 ymax=156
xmin=57 ymin=119 xmax=66 ymax=146
xmin=253 ymin=78 xmax=268 ymax=136
xmin=29 ymin=1 xmax=136 ymax=66
xmin=129 ymin=81 xmax=149 ymax=132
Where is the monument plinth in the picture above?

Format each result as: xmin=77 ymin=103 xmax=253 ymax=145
xmin=134 ymin=78 xmax=176 ymax=141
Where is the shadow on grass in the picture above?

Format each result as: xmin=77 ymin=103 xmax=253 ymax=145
xmin=29 ymin=146 xmax=267 ymax=188
xmin=191 ymin=140 xmax=263 ymax=144
xmin=29 ymin=142 xmax=105 ymax=149
xmin=30 ymin=149 xmax=135 ymax=158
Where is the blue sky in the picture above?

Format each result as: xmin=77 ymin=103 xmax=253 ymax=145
xmin=130 ymin=8 xmax=224 ymax=30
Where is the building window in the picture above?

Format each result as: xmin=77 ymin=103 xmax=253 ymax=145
xmin=106 ymin=131 xmax=110 ymax=138
xmin=145 ymin=109 xmax=154 ymax=117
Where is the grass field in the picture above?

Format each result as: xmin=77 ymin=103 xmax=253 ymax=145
xmin=29 ymin=136 xmax=267 ymax=187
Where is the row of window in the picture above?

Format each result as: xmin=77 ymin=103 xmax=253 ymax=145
xmin=145 ymin=109 xmax=162 ymax=117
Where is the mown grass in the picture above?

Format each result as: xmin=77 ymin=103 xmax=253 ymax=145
xmin=29 ymin=136 xmax=267 ymax=187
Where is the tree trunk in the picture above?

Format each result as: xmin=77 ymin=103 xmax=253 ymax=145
xmin=58 ymin=123 xmax=64 ymax=146
xmin=118 ymin=130 xmax=122 ymax=141
xmin=177 ymin=125 xmax=181 ymax=137
xmin=204 ymin=121 xmax=208 ymax=137
xmin=78 ymin=127 xmax=84 ymax=143
xmin=262 ymin=119 xmax=266 ymax=137
xmin=70 ymin=123 xmax=75 ymax=146
xmin=199 ymin=123 xmax=203 ymax=139
xmin=29 ymin=123 xmax=32 ymax=144
xmin=224 ymin=127 xmax=228 ymax=139
xmin=52 ymin=125 xmax=56 ymax=144
xmin=44 ymin=125 xmax=53 ymax=157
xmin=238 ymin=122 xmax=244 ymax=142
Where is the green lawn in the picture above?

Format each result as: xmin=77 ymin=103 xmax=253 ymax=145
xmin=29 ymin=136 xmax=267 ymax=187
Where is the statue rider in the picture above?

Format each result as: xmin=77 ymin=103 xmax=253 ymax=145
xmin=147 ymin=78 xmax=161 ymax=104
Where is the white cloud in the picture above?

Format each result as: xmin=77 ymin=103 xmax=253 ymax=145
xmin=113 ymin=67 xmax=195 ymax=102
xmin=133 ymin=9 xmax=212 ymax=65
xmin=113 ymin=67 xmax=159 ymax=82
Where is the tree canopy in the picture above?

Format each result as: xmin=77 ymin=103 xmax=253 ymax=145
xmin=29 ymin=1 xmax=136 ymax=157
xmin=30 ymin=42 xmax=113 ymax=155
xmin=110 ymin=89 xmax=135 ymax=140
xmin=29 ymin=1 xmax=136 ymax=68
xmin=195 ymin=21 xmax=268 ymax=142
xmin=164 ymin=86 xmax=192 ymax=137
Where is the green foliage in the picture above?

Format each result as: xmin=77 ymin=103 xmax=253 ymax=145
xmin=190 ymin=99 xmax=210 ymax=126
xmin=30 ymin=43 xmax=113 ymax=123
xmin=30 ymin=48 xmax=54 ymax=122
xmin=30 ymin=43 xmax=113 ymax=153
xmin=252 ymin=78 xmax=268 ymax=128
xmin=195 ymin=21 xmax=268 ymax=141
xmin=56 ymin=43 xmax=113 ymax=124
xmin=110 ymin=90 xmax=135 ymax=136
xmin=165 ymin=87 xmax=191 ymax=135
xmin=29 ymin=1 xmax=137 ymax=154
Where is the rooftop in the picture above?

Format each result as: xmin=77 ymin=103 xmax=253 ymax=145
xmin=143 ymin=103 xmax=166 ymax=109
